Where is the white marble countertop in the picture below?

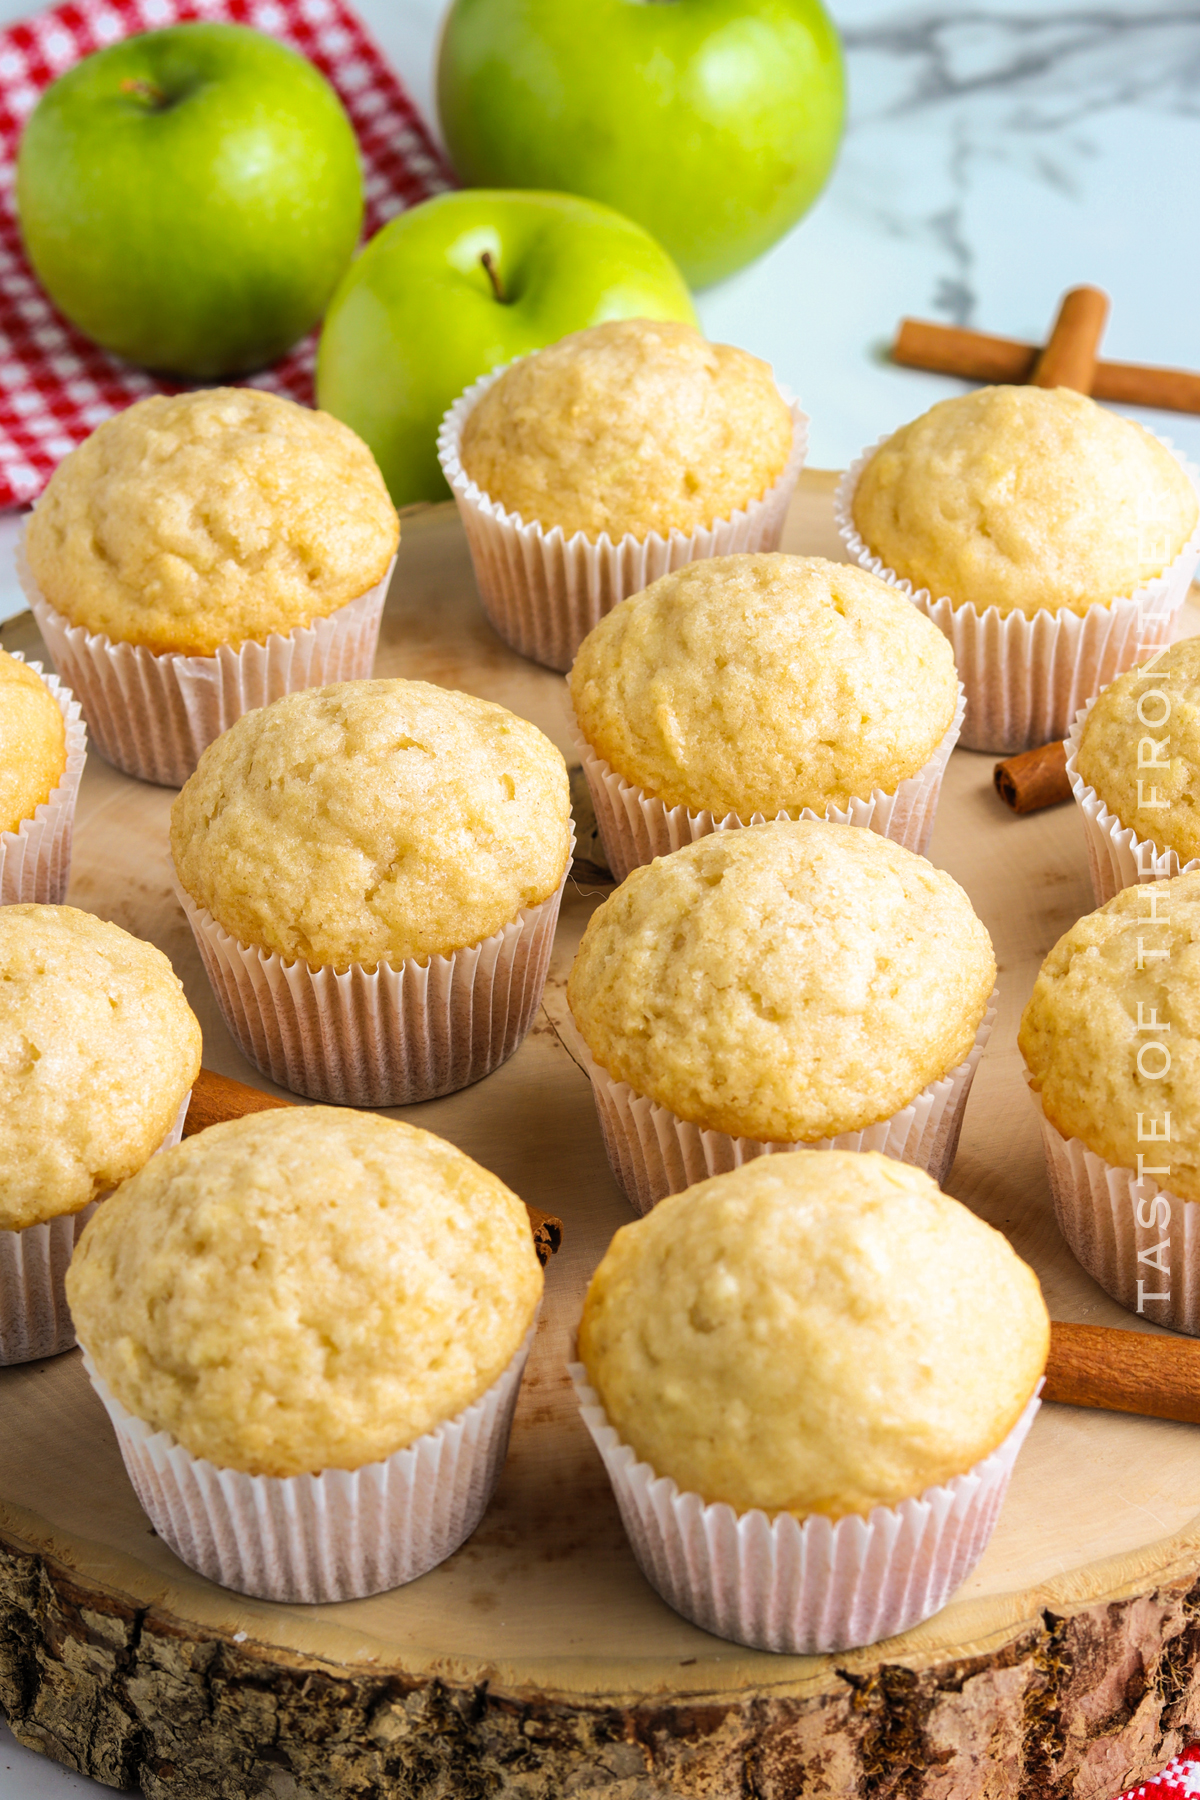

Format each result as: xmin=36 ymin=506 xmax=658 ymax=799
xmin=2 ymin=2 xmax=1198 ymax=1793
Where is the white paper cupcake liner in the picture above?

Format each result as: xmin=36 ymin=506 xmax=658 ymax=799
xmin=0 ymin=1089 xmax=190 ymax=1367
xmin=0 ymin=653 xmax=86 ymax=905
xmin=835 ymin=436 xmax=1200 ymax=755
xmin=569 ymin=1364 xmax=1040 ymax=1654
xmin=176 ymin=833 xmax=573 ymax=1108
xmin=1065 ymin=698 xmax=1199 ymax=906
xmin=560 ymin=993 xmax=996 ymax=1215
xmin=574 ymin=683 xmax=965 ymax=883
xmin=17 ymin=531 xmax=395 ymax=788
xmin=437 ymin=365 xmax=808 ymax=673
xmin=82 ymin=1319 xmax=537 ymax=1603
xmin=1037 ymin=1105 xmax=1200 ymax=1337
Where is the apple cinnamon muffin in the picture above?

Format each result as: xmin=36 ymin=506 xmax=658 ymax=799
xmin=851 ymin=385 xmax=1197 ymax=619
xmin=67 ymin=1107 xmax=543 ymax=1477
xmin=459 ymin=318 xmax=794 ymax=541
xmin=0 ymin=904 xmax=201 ymax=1233
xmin=171 ymin=677 xmax=571 ymax=970
xmin=24 ymin=388 xmax=400 ymax=655
xmin=569 ymin=553 xmax=958 ymax=819
xmin=1019 ymin=871 xmax=1200 ymax=1201
xmin=1075 ymin=636 xmax=1200 ymax=865
xmin=0 ymin=646 xmax=66 ymax=835
xmin=567 ymin=821 xmax=995 ymax=1145
xmin=579 ymin=1151 xmax=1049 ymax=1517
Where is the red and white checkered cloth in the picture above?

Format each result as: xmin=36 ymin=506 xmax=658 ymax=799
xmin=1118 ymin=1749 xmax=1200 ymax=1799
xmin=0 ymin=0 xmax=454 ymax=509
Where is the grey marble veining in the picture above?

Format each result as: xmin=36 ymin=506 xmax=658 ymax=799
xmin=701 ymin=0 xmax=1200 ymax=467
xmin=837 ymin=4 xmax=1200 ymax=328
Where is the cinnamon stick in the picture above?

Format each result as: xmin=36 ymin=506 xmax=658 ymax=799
xmin=1045 ymin=1320 xmax=1200 ymax=1425
xmin=993 ymin=740 xmax=1071 ymax=814
xmin=183 ymin=1067 xmax=563 ymax=1266
xmin=892 ymin=317 xmax=1200 ymax=415
xmin=1031 ymin=285 xmax=1109 ymax=392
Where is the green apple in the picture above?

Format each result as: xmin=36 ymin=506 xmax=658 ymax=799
xmin=316 ymin=188 xmax=697 ymax=508
xmin=16 ymin=22 xmax=363 ymax=378
xmin=437 ymin=0 xmax=845 ymax=291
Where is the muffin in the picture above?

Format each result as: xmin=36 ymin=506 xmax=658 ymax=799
xmin=171 ymin=677 xmax=572 ymax=1104
xmin=0 ymin=645 xmax=66 ymax=834
xmin=0 ymin=646 xmax=86 ymax=906
xmin=838 ymin=386 xmax=1200 ymax=752
xmin=1019 ymin=872 xmax=1200 ymax=1333
xmin=439 ymin=318 xmax=806 ymax=671
xmin=567 ymin=820 xmax=996 ymax=1208
xmin=1068 ymin=636 xmax=1200 ymax=902
xmin=21 ymin=389 xmax=401 ymax=784
xmin=67 ymin=1107 xmax=543 ymax=1601
xmin=568 ymin=553 xmax=962 ymax=877
xmin=0 ymin=904 xmax=201 ymax=1364
xmin=460 ymin=319 xmax=794 ymax=543
xmin=573 ymin=1151 xmax=1047 ymax=1652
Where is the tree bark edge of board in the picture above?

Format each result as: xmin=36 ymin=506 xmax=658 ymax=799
xmin=2 ymin=1528 xmax=1200 ymax=1799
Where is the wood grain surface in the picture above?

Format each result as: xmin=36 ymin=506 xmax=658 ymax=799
xmin=2 ymin=474 xmax=1199 ymax=1800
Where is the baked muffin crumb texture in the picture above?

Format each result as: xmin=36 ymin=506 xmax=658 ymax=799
xmin=579 ymin=1150 xmax=1049 ymax=1517
xmin=25 ymin=388 xmax=400 ymax=655
xmin=460 ymin=318 xmax=793 ymax=543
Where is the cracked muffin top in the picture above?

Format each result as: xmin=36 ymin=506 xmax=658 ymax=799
xmin=24 ymin=389 xmax=399 ymax=655
xmin=569 ymin=553 xmax=959 ymax=818
xmin=567 ymin=820 xmax=995 ymax=1144
xmin=0 ymin=904 xmax=201 ymax=1231
xmin=851 ymin=385 xmax=1197 ymax=619
xmin=171 ymin=677 xmax=571 ymax=971
xmin=459 ymin=318 xmax=794 ymax=542
xmin=579 ymin=1151 xmax=1048 ymax=1517
xmin=67 ymin=1107 xmax=543 ymax=1476
xmin=0 ymin=648 xmax=66 ymax=836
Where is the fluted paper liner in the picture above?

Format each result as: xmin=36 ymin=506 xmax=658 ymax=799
xmin=560 ymin=994 xmax=996 ymax=1214
xmin=176 ymin=833 xmax=572 ymax=1108
xmin=576 ymin=683 xmax=966 ymax=883
xmin=1037 ymin=1105 xmax=1200 ymax=1337
xmin=1065 ymin=699 xmax=1199 ymax=906
xmin=0 ymin=1090 xmax=190 ymax=1367
xmin=438 ymin=365 xmax=808 ymax=672
xmin=81 ymin=1319 xmax=537 ymax=1603
xmin=0 ymin=652 xmax=86 ymax=904
xmin=570 ymin=1364 xmax=1040 ymax=1654
xmin=17 ymin=531 xmax=395 ymax=788
xmin=835 ymin=435 xmax=1200 ymax=755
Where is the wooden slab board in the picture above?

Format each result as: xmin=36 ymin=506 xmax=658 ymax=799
xmin=2 ymin=473 xmax=1200 ymax=1800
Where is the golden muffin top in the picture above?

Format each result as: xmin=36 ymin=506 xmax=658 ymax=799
xmin=1076 ymin=637 xmax=1200 ymax=865
xmin=569 ymin=554 xmax=959 ymax=817
xmin=171 ymin=678 xmax=571 ymax=970
xmin=0 ymin=648 xmax=66 ymax=836
xmin=852 ymin=386 xmax=1197 ymax=618
xmin=459 ymin=318 xmax=794 ymax=542
xmin=567 ymin=821 xmax=995 ymax=1143
xmin=579 ymin=1151 xmax=1049 ymax=1518
xmin=67 ymin=1108 xmax=543 ymax=1477
xmin=0 ymin=905 xmax=201 ymax=1231
xmin=1019 ymin=871 xmax=1200 ymax=1201
xmin=25 ymin=389 xmax=400 ymax=655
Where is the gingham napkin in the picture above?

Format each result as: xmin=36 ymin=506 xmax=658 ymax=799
xmin=1118 ymin=1751 xmax=1200 ymax=1799
xmin=0 ymin=0 xmax=454 ymax=509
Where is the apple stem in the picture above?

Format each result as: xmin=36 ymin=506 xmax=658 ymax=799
xmin=480 ymin=251 xmax=508 ymax=305
xmin=120 ymin=76 xmax=168 ymax=108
